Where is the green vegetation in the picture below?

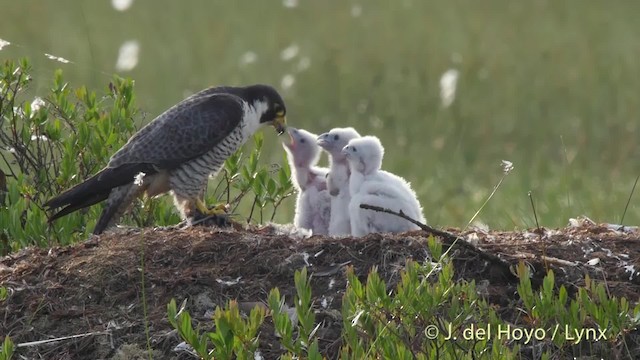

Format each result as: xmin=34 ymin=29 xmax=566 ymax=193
xmin=167 ymin=238 xmax=640 ymax=359
xmin=3 ymin=1 xmax=640 ymax=228
xmin=0 ymin=336 xmax=14 ymax=360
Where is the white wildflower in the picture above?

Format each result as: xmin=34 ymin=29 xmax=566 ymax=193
xmin=30 ymin=135 xmax=48 ymax=142
xmin=281 ymin=74 xmax=295 ymax=90
xmin=44 ymin=53 xmax=71 ymax=64
xmin=31 ymin=97 xmax=45 ymax=112
xmin=239 ymin=51 xmax=257 ymax=66
xmin=351 ymin=4 xmax=363 ymax=17
xmin=111 ymin=0 xmax=134 ymax=11
xmin=0 ymin=39 xmax=10 ymax=51
xmin=295 ymin=56 xmax=311 ymax=72
xmin=115 ymin=40 xmax=140 ymax=72
xmin=134 ymin=172 xmax=146 ymax=186
xmin=439 ymin=68 xmax=459 ymax=108
xmin=282 ymin=0 xmax=298 ymax=8
xmin=13 ymin=106 xmax=24 ymax=118
xmin=501 ymin=160 xmax=514 ymax=174
xmin=280 ymin=43 xmax=299 ymax=61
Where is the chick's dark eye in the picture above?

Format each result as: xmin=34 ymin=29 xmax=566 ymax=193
xmin=300 ymin=138 xmax=306 ymax=143
xmin=334 ymin=135 xmax=339 ymax=140
xmin=352 ymin=147 xmax=357 ymax=152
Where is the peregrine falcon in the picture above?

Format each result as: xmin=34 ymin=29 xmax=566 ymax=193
xmin=342 ymin=136 xmax=425 ymax=237
xmin=316 ymin=127 xmax=361 ymax=236
xmin=282 ymin=127 xmax=331 ymax=235
xmin=44 ymin=84 xmax=287 ymax=234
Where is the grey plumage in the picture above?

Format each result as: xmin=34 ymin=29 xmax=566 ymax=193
xmin=45 ymin=84 xmax=287 ymax=234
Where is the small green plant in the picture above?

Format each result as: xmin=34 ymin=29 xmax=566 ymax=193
xmin=0 ymin=336 xmax=13 ymax=360
xmin=167 ymin=298 xmax=267 ymax=360
xmin=340 ymin=241 xmax=516 ymax=359
xmin=516 ymin=263 xmax=640 ymax=356
xmin=267 ymin=267 xmax=322 ymax=359
xmin=220 ymin=133 xmax=294 ymax=224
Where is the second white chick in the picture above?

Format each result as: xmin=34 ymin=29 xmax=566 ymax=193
xmin=316 ymin=127 xmax=361 ymax=236
xmin=283 ymin=127 xmax=331 ymax=235
xmin=342 ymin=136 xmax=426 ymax=237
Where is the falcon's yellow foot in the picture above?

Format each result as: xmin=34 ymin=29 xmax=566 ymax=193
xmin=196 ymin=199 xmax=228 ymax=216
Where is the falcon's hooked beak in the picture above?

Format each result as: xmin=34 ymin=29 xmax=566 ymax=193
xmin=316 ymin=133 xmax=329 ymax=148
xmin=273 ymin=115 xmax=287 ymax=135
xmin=283 ymin=127 xmax=297 ymax=150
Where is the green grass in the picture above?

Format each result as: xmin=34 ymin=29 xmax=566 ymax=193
xmin=2 ymin=0 xmax=640 ymax=229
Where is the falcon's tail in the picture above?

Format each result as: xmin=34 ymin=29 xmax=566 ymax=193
xmin=44 ymin=163 xmax=154 ymax=226
xmin=44 ymin=171 xmax=114 ymax=222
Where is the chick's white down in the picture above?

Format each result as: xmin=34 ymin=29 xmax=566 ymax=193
xmin=283 ymin=127 xmax=331 ymax=235
xmin=316 ymin=127 xmax=361 ymax=236
xmin=343 ymin=136 xmax=426 ymax=237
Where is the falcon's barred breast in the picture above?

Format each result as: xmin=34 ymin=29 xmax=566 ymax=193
xmin=44 ymin=84 xmax=287 ymax=234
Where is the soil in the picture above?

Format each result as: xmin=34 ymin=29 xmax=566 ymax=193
xmin=1 ymin=218 xmax=640 ymax=359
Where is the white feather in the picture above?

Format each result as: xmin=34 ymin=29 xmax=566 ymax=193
xmin=317 ymin=127 xmax=361 ymax=236
xmin=283 ymin=128 xmax=331 ymax=235
xmin=343 ymin=136 xmax=426 ymax=237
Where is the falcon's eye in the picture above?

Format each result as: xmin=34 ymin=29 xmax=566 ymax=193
xmin=334 ymin=135 xmax=339 ymax=140
xmin=274 ymin=104 xmax=285 ymax=117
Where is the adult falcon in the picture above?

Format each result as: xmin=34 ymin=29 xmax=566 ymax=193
xmin=44 ymin=84 xmax=287 ymax=234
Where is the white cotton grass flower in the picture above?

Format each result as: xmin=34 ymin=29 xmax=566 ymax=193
xmin=31 ymin=97 xmax=45 ymax=112
xmin=281 ymin=74 xmax=295 ymax=90
xmin=45 ymin=53 xmax=71 ymax=64
xmin=239 ymin=51 xmax=257 ymax=66
xmin=0 ymin=39 xmax=10 ymax=51
xmin=439 ymin=68 xmax=459 ymax=108
xmin=134 ymin=172 xmax=146 ymax=186
xmin=351 ymin=4 xmax=363 ymax=17
xmin=115 ymin=40 xmax=140 ymax=72
xmin=295 ymin=56 xmax=311 ymax=72
xmin=282 ymin=0 xmax=298 ymax=8
xmin=501 ymin=160 xmax=514 ymax=174
xmin=111 ymin=0 xmax=134 ymax=11
xmin=30 ymin=134 xmax=48 ymax=142
xmin=280 ymin=43 xmax=299 ymax=61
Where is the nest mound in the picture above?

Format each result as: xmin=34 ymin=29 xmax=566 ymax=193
xmin=1 ymin=221 xmax=639 ymax=359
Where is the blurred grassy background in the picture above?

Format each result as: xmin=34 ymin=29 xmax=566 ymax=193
xmin=2 ymin=0 xmax=640 ymax=229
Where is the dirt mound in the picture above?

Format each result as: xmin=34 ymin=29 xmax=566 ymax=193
xmin=1 ymin=221 xmax=640 ymax=359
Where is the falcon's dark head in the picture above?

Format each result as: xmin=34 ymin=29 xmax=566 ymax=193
xmin=242 ymin=84 xmax=287 ymax=135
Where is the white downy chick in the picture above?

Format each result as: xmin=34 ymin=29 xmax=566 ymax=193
xmin=342 ymin=136 xmax=426 ymax=237
xmin=317 ymin=127 xmax=361 ymax=236
xmin=283 ymin=127 xmax=331 ymax=235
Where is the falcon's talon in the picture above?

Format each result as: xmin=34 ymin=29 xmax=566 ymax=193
xmin=196 ymin=199 xmax=228 ymax=216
